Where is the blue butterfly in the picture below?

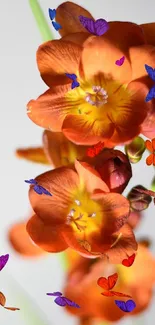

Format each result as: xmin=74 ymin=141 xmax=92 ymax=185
xmin=145 ymin=84 xmax=155 ymax=102
xmin=65 ymin=73 xmax=80 ymax=89
xmin=48 ymin=9 xmax=56 ymax=21
xmin=52 ymin=21 xmax=62 ymax=31
xmin=24 ymin=179 xmax=52 ymax=196
xmin=145 ymin=64 xmax=155 ymax=82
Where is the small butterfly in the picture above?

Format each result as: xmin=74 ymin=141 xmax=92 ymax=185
xmin=71 ymin=80 xmax=80 ymax=89
xmin=79 ymin=16 xmax=109 ymax=36
xmin=52 ymin=21 xmax=62 ymax=31
xmin=122 ymin=254 xmax=135 ymax=267
xmin=65 ymin=73 xmax=80 ymax=89
xmin=48 ymin=8 xmax=56 ymax=21
xmin=46 ymin=292 xmax=80 ymax=308
xmin=24 ymin=179 xmax=52 ymax=196
xmin=0 ymin=254 xmax=9 ymax=271
xmin=115 ymin=299 xmax=136 ymax=312
xmin=115 ymin=56 xmax=125 ymax=66
xmin=145 ymin=64 xmax=155 ymax=82
xmin=48 ymin=8 xmax=62 ymax=31
xmin=0 ymin=292 xmax=20 ymax=311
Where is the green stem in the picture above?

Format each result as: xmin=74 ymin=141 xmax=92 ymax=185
xmin=29 ymin=0 xmax=54 ymax=42
xmin=151 ymin=176 xmax=155 ymax=191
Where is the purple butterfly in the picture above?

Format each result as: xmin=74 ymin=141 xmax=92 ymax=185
xmin=48 ymin=9 xmax=56 ymax=21
xmin=115 ymin=56 xmax=125 ymax=66
xmin=115 ymin=299 xmax=136 ymax=312
xmin=0 ymin=254 xmax=9 ymax=271
xmin=46 ymin=292 xmax=80 ymax=308
xmin=24 ymin=179 xmax=52 ymax=196
xmin=79 ymin=16 xmax=109 ymax=36
xmin=145 ymin=64 xmax=155 ymax=82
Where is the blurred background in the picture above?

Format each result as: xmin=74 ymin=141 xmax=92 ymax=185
xmin=0 ymin=0 xmax=155 ymax=324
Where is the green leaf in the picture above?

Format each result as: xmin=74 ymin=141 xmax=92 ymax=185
xmin=29 ymin=0 xmax=54 ymax=42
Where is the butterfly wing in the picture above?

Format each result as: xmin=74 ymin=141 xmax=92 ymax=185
xmin=108 ymin=273 xmax=118 ymax=290
xmin=65 ymin=73 xmax=77 ymax=80
xmin=71 ymin=80 xmax=80 ymax=89
xmin=115 ymin=56 xmax=125 ymax=66
xmin=40 ymin=186 xmax=52 ymax=196
xmin=145 ymin=64 xmax=155 ymax=81
xmin=145 ymin=85 xmax=155 ymax=102
xmin=33 ymin=185 xmax=43 ymax=194
xmin=94 ymin=19 xmax=109 ymax=36
xmin=54 ymin=297 xmax=67 ymax=307
xmin=52 ymin=21 xmax=62 ymax=31
xmin=79 ymin=15 xmax=95 ymax=34
xmin=46 ymin=292 xmax=62 ymax=297
xmin=101 ymin=291 xmax=115 ymax=297
xmin=111 ymin=291 xmax=132 ymax=298
xmin=24 ymin=179 xmax=37 ymax=185
xmin=86 ymin=148 xmax=95 ymax=157
xmin=126 ymin=299 xmax=136 ymax=312
xmin=122 ymin=254 xmax=135 ymax=267
xmin=63 ymin=297 xmax=80 ymax=308
xmin=0 ymin=254 xmax=9 ymax=271
xmin=48 ymin=8 xmax=56 ymax=21
xmin=115 ymin=300 xmax=128 ymax=312
xmin=4 ymin=307 xmax=20 ymax=311
xmin=97 ymin=277 xmax=109 ymax=290
xmin=0 ymin=292 xmax=6 ymax=306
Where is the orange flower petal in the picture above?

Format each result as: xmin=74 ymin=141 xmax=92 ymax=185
xmin=4 ymin=307 xmax=20 ymax=311
xmin=43 ymin=130 xmax=87 ymax=168
xmin=56 ymin=2 xmax=94 ymax=36
xmin=27 ymin=85 xmax=72 ymax=131
xmin=16 ymin=147 xmax=49 ymax=165
xmin=146 ymin=153 xmax=153 ymax=165
xmin=62 ymin=114 xmax=114 ymax=145
xmin=75 ymin=160 xmax=109 ymax=194
xmin=26 ymin=215 xmax=68 ymax=252
xmin=104 ymin=21 xmax=145 ymax=52
xmin=108 ymin=80 xmax=149 ymax=146
xmin=8 ymin=222 xmax=44 ymax=257
xmin=61 ymin=32 xmax=89 ymax=45
xmin=140 ymin=23 xmax=155 ymax=46
xmin=129 ymin=44 xmax=155 ymax=81
xmin=145 ymin=139 xmax=153 ymax=152
xmin=153 ymin=154 xmax=155 ymax=166
xmin=141 ymin=103 xmax=155 ymax=138
xmin=79 ymin=36 xmax=132 ymax=83
xmin=106 ymin=224 xmax=138 ymax=264
xmin=0 ymin=292 xmax=6 ymax=306
xmin=29 ymin=167 xmax=79 ymax=224
xmin=37 ymin=40 xmax=82 ymax=87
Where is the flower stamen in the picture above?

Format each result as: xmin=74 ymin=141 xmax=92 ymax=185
xmin=85 ymin=85 xmax=108 ymax=107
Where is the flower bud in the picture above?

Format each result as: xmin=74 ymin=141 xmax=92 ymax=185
xmin=94 ymin=149 xmax=132 ymax=193
xmin=127 ymin=185 xmax=152 ymax=211
xmin=125 ymin=136 xmax=146 ymax=163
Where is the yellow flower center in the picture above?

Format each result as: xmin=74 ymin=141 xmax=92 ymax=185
xmin=66 ymin=190 xmax=102 ymax=235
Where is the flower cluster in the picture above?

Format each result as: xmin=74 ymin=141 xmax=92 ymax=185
xmin=10 ymin=1 xmax=155 ymax=323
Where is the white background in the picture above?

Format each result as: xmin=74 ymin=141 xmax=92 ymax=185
xmin=0 ymin=0 xmax=155 ymax=324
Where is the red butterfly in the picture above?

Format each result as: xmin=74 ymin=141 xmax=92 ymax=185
xmin=122 ymin=254 xmax=135 ymax=267
xmin=86 ymin=142 xmax=104 ymax=157
xmin=97 ymin=273 xmax=132 ymax=298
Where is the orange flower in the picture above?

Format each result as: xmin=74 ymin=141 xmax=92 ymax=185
xmin=26 ymin=160 xmax=137 ymax=261
xmin=8 ymin=221 xmax=44 ymax=257
xmin=26 ymin=2 xmax=155 ymax=147
xmin=63 ymin=243 xmax=155 ymax=322
xmin=145 ymin=138 xmax=155 ymax=165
